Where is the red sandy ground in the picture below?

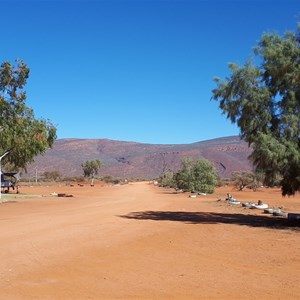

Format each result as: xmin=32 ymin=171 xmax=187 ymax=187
xmin=0 ymin=182 xmax=299 ymax=299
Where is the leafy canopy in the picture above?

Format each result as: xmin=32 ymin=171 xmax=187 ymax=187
xmin=212 ymin=25 xmax=300 ymax=196
xmin=0 ymin=59 xmax=57 ymax=169
xmin=81 ymin=159 xmax=101 ymax=178
xmin=158 ymin=171 xmax=176 ymax=188
xmin=174 ymin=158 xmax=218 ymax=193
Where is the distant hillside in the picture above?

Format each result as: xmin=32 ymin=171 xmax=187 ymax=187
xmin=26 ymin=136 xmax=253 ymax=179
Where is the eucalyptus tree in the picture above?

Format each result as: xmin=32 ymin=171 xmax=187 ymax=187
xmin=0 ymin=59 xmax=57 ymax=170
xmin=212 ymin=25 xmax=300 ymax=196
xmin=81 ymin=159 xmax=101 ymax=178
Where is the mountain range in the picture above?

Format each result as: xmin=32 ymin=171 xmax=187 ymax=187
xmin=26 ymin=136 xmax=253 ymax=179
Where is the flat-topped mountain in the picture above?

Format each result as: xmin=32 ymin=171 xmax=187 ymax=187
xmin=27 ymin=136 xmax=253 ymax=179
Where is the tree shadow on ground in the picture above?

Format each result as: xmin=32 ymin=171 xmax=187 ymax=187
xmin=120 ymin=211 xmax=300 ymax=231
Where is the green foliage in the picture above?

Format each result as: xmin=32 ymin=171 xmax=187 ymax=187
xmin=174 ymin=158 xmax=218 ymax=193
xmin=81 ymin=159 xmax=101 ymax=177
xmin=158 ymin=171 xmax=176 ymax=188
xmin=212 ymin=25 xmax=300 ymax=196
xmin=0 ymin=59 xmax=57 ymax=170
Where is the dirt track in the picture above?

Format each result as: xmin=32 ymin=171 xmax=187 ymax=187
xmin=0 ymin=182 xmax=299 ymax=299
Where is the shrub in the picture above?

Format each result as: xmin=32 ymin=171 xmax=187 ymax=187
xmin=174 ymin=158 xmax=218 ymax=193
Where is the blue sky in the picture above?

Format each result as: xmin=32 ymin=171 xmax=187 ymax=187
xmin=1 ymin=0 xmax=299 ymax=144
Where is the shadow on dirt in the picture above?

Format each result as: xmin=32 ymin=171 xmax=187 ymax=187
xmin=120 ymin=211 xmax=300 ymax=231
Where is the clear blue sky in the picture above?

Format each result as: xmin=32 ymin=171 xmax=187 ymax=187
xmin=1 ymin=0 xmax=299 ymax=144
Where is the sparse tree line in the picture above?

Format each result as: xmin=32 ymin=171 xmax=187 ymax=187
xmin=20 ymin=163 xmax=280 ymax=193
xmin=1 ymin=25 xmax=299 ymax=196
xmin=158 ymin=164 xmax=283 ymax=193
xmin=20 ymin=172 xmax=125 ymax=185
xmin=230 ymin=170 xmax=280 ymax=191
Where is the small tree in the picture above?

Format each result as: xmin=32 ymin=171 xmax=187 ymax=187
xmin=174 ymin=158 xmax=218 ymax=193
xmin=174 ymin=158 xmax=194 ymax=192
xmin=81 ymin=159 xmax=101 ymax=179
xmin=231 ymin=171 xmax=257 ymax=191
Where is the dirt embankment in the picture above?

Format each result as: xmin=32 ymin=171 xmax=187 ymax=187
xmin=0 ymin=183 xmax=299 ymax=299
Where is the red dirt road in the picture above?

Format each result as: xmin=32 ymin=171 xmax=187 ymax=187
xmin=0 ymin=182 xmax=299 ymax=299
